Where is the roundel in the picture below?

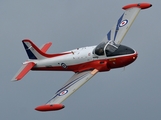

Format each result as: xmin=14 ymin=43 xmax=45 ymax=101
xmin=119 ymin=20 xmax=128 ymax=27
xmin=61 ymin=63 xmax=67 ymax=69
xmin=59 ymin=90 xmax=68 ymax=96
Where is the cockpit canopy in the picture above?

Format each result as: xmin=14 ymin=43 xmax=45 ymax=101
xmin=94 ymin=41 xmax=135 ymax=57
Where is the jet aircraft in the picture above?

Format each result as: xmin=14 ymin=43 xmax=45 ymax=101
xmin=12 ymin=3 xmax=152 ymax=111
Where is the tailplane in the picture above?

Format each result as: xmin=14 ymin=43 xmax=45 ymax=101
xmin=40 ymin=42 xmax=52 ymax=53
xmin=12 ymin=62 xmax=35 ymax=81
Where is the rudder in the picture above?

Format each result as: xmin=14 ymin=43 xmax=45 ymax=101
xmin=22 ymin=39 xmax=46 ymax=59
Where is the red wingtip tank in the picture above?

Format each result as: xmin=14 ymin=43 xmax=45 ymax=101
xmin=35 ymin=104 xmax=65 ymax=112
xmin=122 ymin=3 xmax=152 ymax=10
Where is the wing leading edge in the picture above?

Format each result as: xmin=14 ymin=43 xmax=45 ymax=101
xmin=35 ymin=69 xmax=99 ymax=111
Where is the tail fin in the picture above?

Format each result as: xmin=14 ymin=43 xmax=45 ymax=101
xmin=22 ymin=39 xmax=71 ymax=59
xmin=22 ymin=39 xmax=48 ymax=59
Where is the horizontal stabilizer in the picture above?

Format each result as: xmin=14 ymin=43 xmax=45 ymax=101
xmin=40 ymin=42 xmax=52 ymax=53
xmin=12 ymin=62 xmax=35 ymax=81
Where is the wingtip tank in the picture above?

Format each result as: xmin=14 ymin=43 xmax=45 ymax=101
xmin=122 ymin=3 xmax=152 ymax=10
xmin=35 ymin=104 xmax=65 ymax=111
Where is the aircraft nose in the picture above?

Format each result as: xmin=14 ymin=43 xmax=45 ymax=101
xmin=132 ymin=51 xmax=138 ymax=60
xmin=125 ymin=51 xmax=138 ymax=66
xmin=108 ymin=51 xmax=138 ymax=69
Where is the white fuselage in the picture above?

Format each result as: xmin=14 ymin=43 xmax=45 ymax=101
xmin=34 ymin=46 xmax=96 ymax=68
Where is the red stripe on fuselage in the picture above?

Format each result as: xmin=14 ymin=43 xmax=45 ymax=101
xmin=32 ymin=59 xmax=110 ymax=72
xmin=32 ymin=52 xmax=137 ymax=72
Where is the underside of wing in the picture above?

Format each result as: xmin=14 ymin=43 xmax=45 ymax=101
xmin=35 ymin=69 xmax=99 ymax=111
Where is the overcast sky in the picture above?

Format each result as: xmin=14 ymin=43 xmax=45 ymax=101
xmin=0 ymin=0 xmax=161 ymax=120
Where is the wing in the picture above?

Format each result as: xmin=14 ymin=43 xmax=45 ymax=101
xmin=35 ymin=69 xmax=99 ymax=111
xmin=107 ymin=7 xmax=140 ymax=45
xmin=99 ymin=3 xmax=152 ymax=51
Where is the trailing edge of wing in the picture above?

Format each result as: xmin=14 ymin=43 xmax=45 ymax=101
xmin=12 ymin=62 xmax=35 ymax=81
xmin=35 ymin=69 xmax=99 ymax=111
